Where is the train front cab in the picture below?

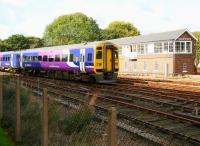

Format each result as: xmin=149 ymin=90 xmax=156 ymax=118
xmin=93 ymin=43 xmax=119 ymax=83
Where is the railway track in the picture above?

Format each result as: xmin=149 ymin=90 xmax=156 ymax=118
xmin=118 ymin=77 xmax=200 ymax=92
xmin=2 ymin=73 xmax=200 ymax=145
xmin=118 ymin=76 xmax=200 ymax=87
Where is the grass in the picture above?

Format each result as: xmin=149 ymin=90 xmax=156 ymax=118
xmin=0 ymin=127 xmax=14 ymax=146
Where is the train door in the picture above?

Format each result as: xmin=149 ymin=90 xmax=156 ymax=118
xmin=11 ymin=53 xmax=13 ymax=67
xmin=80 ymin=49 xmax=86 ymax=73
xmin=106 ymin=47 xmax=113 ymax=72
xmin=20 ymin=52 xmax=23 ymax=68
xmin=16 ymin=54 xmax=20 ymax=67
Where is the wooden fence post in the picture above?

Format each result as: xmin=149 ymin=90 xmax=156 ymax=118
xmin=0 ymin=76 xmax=3 ymax=121
xmin=42 ymin=88 xmax=48 ymax=146
xmin=107 ymin=107 xmax=117 ymax=146
xmin=16 ymin=76 xmax=21 ymax=142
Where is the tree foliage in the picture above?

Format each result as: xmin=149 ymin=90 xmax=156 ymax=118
xmin=5 ymin=34 xmax=30 ymax=51
xmin=0 ymin=40 xmax=11 ymax=52
xmin=0 ymin=35 xmax=44 ymax=52
xmin=43 ymin=12 xmax=102 ymax=46
xmin=27 ymin=37 xmax=44 ymax=49
xmin=193 ymin=32 xmax=200 ymax=68
xmin=102 ymin=21 xmax=140 ymax=40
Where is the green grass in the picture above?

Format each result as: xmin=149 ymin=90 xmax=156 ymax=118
xmin=0 ymin=128 xmax=14 ymax=146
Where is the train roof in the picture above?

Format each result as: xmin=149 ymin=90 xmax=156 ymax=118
xmin=21 ymin=40 xmax=115 ymax=53
xmin=0 ymin=40 xmax=117 ymax=54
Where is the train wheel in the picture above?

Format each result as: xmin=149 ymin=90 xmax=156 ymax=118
xmin=89 ymin=76 xmax=96 ymax=83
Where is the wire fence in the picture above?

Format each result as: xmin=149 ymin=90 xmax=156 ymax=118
xmin=0 ymin=75 xmax=158 ymax=146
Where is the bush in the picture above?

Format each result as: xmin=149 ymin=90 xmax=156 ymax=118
xmin=21 ymin=102 xmax=41 ymax=146
xmin=62 ymin=107 xmax=93 ymax=135
xmin=1 ymin=86 xmax=16 ymax=138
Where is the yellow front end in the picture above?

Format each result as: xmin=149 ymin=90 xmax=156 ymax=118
xmin=93 ymin=42 xmax=119 ymax=83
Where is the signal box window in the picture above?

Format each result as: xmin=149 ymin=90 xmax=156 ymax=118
xmin=175 ymin=42 xmax=181 ymax=52
xmin=55 ymin=55 xmax=60 ymax=62
xmin=43 ymin=56 xmax=47 ymax=62
xmin=164 ymin=42 xmax=168 ymax=52
xmin=169 ymin=42 xmax=174 ymax=52
xmin=88 ymin=53 xmax=92 ymax=61
xmin=186 ymin=42 xmax=192 ymax=53
xmin=154 ymin=42 xmax=162 ymax=53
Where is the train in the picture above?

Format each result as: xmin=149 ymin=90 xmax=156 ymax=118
xmin=0 ymin=41 xmax=119 ymax=83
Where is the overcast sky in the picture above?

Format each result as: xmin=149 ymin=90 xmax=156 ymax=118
xmin=0 ymin=0 xmax=200 ymax=39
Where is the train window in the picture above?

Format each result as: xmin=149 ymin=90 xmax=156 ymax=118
xmin=32 ymin=56 xmax=34 ymax=61
xmin=88 ymin=53 xmax=92 ymax=61
xmin=28 ymin=56 xmax=31 ymax=61
xmin=70 ymin=54 xmax=76 ymax=62
xmin=70 ymin=54 xmax=73 ymax=62
xmin=33 ymin=56 xmax=38 ymax=61
xmin=23 ymin=56 xmax=27 ymax=61
xmin=96 ymin=51 xmax=102 ymax=59
xmin=55 ymin=55 xmax=60 ymax=62
xmin=43 ymin=56 xmax=47 ymax=62
xmin=114 ymin=51 xmax=118 ymax=59
xmin=38 ymin=56 xmax=42 ymax=61
xmin=48 ymin=56 xmax=54 ymax=62
xmin=62 ymin=54 xmax=68 ymax=62
xmin=97 ymin=47 xmax=102 ymax=50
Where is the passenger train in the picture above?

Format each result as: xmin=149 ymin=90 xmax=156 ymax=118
xmin=0 ymin=41 xmax=119 ymax=83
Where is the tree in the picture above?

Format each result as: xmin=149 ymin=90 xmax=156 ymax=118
xmin=27 ymin=37 xmax=44 ymax=48
xmin=103 ymin=21 xmax=140 ymax=40
xmin=193 ymin=32 xmax=200 ymax=69
xmin=43 ymin=12 xmax=102 ymax=46
xmin=5 ymin=34 xmax=30 ymax=51
xmin=0 ymin=40 xmax=11 ymax=52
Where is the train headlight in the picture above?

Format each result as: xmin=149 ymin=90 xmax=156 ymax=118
xmin=96 ymin=63 xmax=102 ymax=66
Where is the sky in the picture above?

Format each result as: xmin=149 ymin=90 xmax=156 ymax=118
xmin=0 ymin=0 xmax=200 ymax=39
